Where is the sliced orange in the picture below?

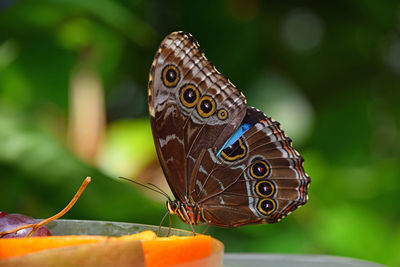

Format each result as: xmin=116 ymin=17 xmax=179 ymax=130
xmin=0 ymin=231 xmax=218 ymax=267
xmin=142 ymin=235 xmax=212 ymax=267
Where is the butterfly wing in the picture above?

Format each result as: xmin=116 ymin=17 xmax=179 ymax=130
xmin=191 ymin=107 xmax=310 ymax=227
xmin=148 ymin=32 xmax=247 ymax=200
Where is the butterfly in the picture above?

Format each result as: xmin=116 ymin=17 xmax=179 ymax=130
xmin=148 ymin=31 xmax=310 ymax=229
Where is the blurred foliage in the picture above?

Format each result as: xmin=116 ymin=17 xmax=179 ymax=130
xmin=1 ymin=0 xmax=399 ymax=266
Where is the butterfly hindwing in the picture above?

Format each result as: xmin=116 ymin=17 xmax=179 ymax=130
xmin=189 ymin=107 xmax=310 ymax=227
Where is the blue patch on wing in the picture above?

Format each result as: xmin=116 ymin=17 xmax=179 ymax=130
xmin=216 ymin=123 xmax=251 ymax=157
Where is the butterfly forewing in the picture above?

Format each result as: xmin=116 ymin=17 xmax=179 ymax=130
xmin=148 ymin=32 xmax=247 ymax=201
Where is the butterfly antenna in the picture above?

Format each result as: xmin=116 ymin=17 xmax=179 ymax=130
xmin=147 ymin=182 xmax=171 ymax=200
xmin=146 ymin=182 xmax=171 ymax=200
xmin=118 ymin=177 xmax=171 ymax=200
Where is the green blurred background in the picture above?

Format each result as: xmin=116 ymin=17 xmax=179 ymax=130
xmin=1 ymin=0 xmax=399 ymax=266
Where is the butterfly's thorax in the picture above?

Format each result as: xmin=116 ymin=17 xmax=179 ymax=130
xmin=167 ymin=200 xmax=204 ymax=225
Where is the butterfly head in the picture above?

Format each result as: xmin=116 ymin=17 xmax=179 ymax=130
xmin=166 ymin=200 xmax=179 ymax=215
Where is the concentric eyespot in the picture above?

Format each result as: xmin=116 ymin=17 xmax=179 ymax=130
xmin=255 ymin=180 xmax=275 ymax=197
xmin=179 ymin=84 xmax=200 ymax=108
xmin=197 ymin=95 xmax=216 ymax=118
xmin=220 ymin=137 xmax=247 ymax=162
xmin=257 ymin=199 xmax=276 ymax=215
xmin=249 ymin=160 xmax=271 ymax=179
xmin=217 ymin=108 xmax=228 ymax=120
xmin=162 ymin=64 xmax=180 ymax=87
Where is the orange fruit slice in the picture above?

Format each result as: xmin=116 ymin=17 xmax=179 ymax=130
xmin=0 ymin=231 xmax=220 ymax=267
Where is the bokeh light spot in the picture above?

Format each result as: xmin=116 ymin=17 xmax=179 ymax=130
xmin=282 ymin=8 xmax=324 ymax=52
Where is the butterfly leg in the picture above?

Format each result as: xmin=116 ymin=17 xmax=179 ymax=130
xmin=168 ymin=212 xmax=172 ymax=236
xmin=201 ymin=224 xmax=210 ymax=234
xmin=157 ymin=210 xmax=169 ymax=236
xmin=180 ymin=207 xmax=197 ymax=235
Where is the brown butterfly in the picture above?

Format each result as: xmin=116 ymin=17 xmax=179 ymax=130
xmin=148 ymin=32 xmax=310 ymax=229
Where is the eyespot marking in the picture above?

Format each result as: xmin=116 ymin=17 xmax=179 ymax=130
xmin=162 ymin=64 xmax=180 ymax=87
xmin=220 ymin=137 xmax=247 ymax=162
xmin=197 ymin=95 xmax=216 ymax=117
xmin=255 ymin=180 xmax=275 ymax=197
xmin=217 ymin=108 xmax=228 ymax=120
xmin=250 ymin=160 xmax=271 ymax=179
xmin=257 ymin=199 xmax=276 ymax=215
xmin=180 ymin=84 xmax=200 ymax=108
